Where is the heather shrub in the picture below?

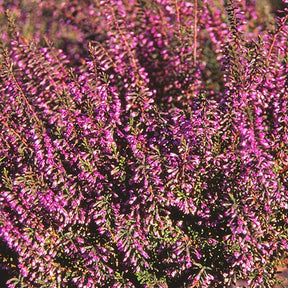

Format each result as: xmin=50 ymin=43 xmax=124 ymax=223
xmin=0 ymin=0 xmax=288 ymax=287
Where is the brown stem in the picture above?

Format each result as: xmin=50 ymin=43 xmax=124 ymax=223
xmin=175 ymin=0 xmax=181 ymax=35
xmin=193 ymin=0 xmax=198 ymax=65
xmin=267 ymin=15 xmax=288 ymax=59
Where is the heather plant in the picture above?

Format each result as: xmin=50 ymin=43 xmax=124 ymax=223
xmin=0 ymin=0 xmax=288 ymax=287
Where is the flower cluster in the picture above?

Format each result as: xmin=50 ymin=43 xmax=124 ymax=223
xmin=0 ymin=0 xmax=288 ymax=287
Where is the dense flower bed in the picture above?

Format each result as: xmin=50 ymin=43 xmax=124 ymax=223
xmin=0 ymin=0 xmax=288 ymax=287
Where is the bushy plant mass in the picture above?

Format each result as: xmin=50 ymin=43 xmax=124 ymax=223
xmin=0 ymin=0 xmax=288 ymax=287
